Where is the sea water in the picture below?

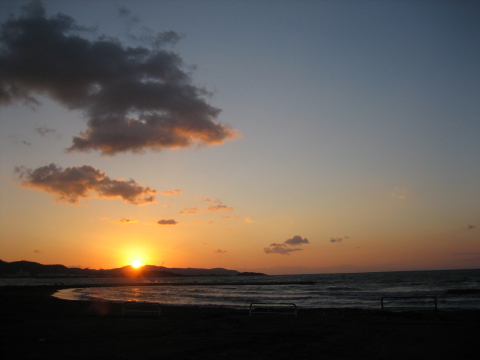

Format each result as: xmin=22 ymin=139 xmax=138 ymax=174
xmin=4 ymin=269 xmax=480 ymax=310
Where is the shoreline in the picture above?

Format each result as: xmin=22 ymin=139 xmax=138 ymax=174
xmin=2 ymin=286 xmax=480 ymax=359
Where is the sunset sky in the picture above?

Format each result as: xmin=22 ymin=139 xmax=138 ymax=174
xmin=1 ymin=0 xmax=479 ymax=275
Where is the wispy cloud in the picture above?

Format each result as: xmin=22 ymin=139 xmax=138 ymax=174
xmin=207 ymin=204 xmax=233 ymax=212
xmin=466 ymin=225 xmax=477 ymax=230
xmin=35 ymin=126 xmax=59 ymax=138
xmin=213 ymin=249 xmax=227 ymax=255
xmin=160 ymin=189 xmax=182 ymax=196
xmin=264 ymin=244 xmax=302 ymax=255
xmin=100 ymin=217 xmax=138 ymax=224
xmin=179 ymin=207 xmax=198 ymax=215
xmin=330 ymin=238 xmax=343 ymax=243
xmin=0 ymin=2 xmax=239 ymax=155
xmin=118 ymin=218 xmax=138 ymax=224
xmin=16 ymin=163 xmax=157 ymax=204
xmin=205 ymin=198 xmax=233 ymax=212
xmin=391 ymin=188 xmax=408 ymax=199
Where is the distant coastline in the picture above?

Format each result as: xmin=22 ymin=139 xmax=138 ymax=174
xmin=0 ymin=260 xmax=265 ymax=279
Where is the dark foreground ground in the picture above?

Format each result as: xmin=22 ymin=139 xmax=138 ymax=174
xmin=1 ymin=286 xmax=479 ymax=360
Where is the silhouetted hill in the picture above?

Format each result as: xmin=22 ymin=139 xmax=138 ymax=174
xmin=0 ymin=260 xmax=265 ymax=278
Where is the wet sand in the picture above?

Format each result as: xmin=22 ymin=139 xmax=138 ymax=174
xmin=1 ymin=285 xmax=479 ymax=359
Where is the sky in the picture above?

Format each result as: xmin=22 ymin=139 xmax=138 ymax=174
xmin=0 ymin=0 xmax=479 ymax=275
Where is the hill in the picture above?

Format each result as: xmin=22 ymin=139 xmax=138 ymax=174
xmin=0 ymin=260 xmax=264 ymax=278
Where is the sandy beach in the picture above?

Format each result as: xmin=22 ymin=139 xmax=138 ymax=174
xmin=1 ymin=285 xmax=479 ymax=360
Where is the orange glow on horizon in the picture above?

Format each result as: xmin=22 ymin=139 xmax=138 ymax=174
xmin=132 ymin=260 xmax=142 ymax=268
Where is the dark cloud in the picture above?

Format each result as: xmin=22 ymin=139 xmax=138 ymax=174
xmin=0 ymin=1 xmax=238 ymax=155
xmin=467 ymin=225 xmax=477 ymax=230
xmin=284 ymin=235 xmax=309 ymax=246
xmin=22 ymin=140 xmax=31 ymax=146
xmin=214 ymin=249 xmax=227 ymax=254
xmin=264 ymin=235 xmax=310 ymax=255
xmin=34 ymin=249 xmax=41 ymax=253
xmin=15 ymin=163 xmax=157 ymax=204
xmin=330 ymin=238 xmax=343 ymax=243
xmin=157 ymin=219 xmax=178 ymax=225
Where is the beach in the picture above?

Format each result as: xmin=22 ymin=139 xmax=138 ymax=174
xmin=1 ymin=285 xmax=479 ymax=359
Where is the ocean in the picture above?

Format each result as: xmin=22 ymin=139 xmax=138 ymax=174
xmin=3 ymin=269 xmax=480 ymax=310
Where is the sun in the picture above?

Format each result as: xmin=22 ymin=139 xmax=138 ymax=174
xmin=132 ymin=260 xmax=142 ymax=268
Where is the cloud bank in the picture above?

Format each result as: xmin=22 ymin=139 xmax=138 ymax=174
xmin=16 ymin=163 xmax=157 ymax=204
xmin=0 ymin=1 xmax=238 ymax=155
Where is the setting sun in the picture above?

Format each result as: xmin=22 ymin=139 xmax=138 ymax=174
xmin=132 ymin=260 xmax=142 ymax=268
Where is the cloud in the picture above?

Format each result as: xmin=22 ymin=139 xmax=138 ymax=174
xmin=22 ymin=140 xmax=31 ymax=146
xmin=118 ymin=218 xmax=138 ymax=224
xmin=284 ymin=235 xmax=309 ymax=246
xmin=264 ymin=235 xmax=310 ymax=255
xmin=156 ymin=219 xmax=178 ymax=225
xmin=34 ymin=250 xmax=41 ymax=253
xmin=35 ymin=126 xmax=59 ymax=137
xmin=205 ymin=198 xmax=233 ymax=212
xmin=391 ymin=188 xmax=408 ymax=199
xmin=179 ymin=207 xmax=197 ymax=215
xmin=99 ymin=217 xmax=138 ymax=224
xmin=15 ymin=163 xmax=157 ymax=204
xmin=0 ymin=1 xmax=239 ymax=155
xmin=245 ymin=217 xmax=254 ymax=223
xmin=160 ymin=189 xmax=181 ymax=196
xmin=214 ymin=249 xmax=227 ymax=255
xmin=330 ymin=238 xmax=343 ymax=243
xmin=263 ymin=244 xmax=302 ymax=255
xmin=207 ymin=204 xmax=233 ymax=212
xmin=467 ymin=225 xmax=477 ymax=230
